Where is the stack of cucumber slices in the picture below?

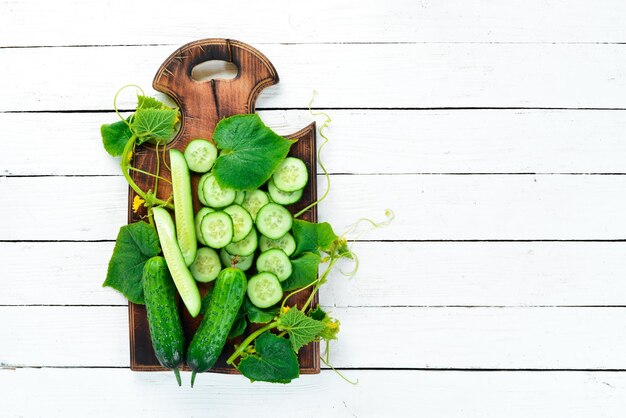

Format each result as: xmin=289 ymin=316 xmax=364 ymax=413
xmin=166 ymin=139 xmax=309 ymax=312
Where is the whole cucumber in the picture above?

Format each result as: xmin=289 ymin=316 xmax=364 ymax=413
xmin=142 ymin=256 xmax=185 ymax=386
xmin=187 ymin=267 xmax=247 ymax=386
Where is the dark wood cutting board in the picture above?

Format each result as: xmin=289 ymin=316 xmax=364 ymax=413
xmin=127 ymin=39 xmax=319 ymax=374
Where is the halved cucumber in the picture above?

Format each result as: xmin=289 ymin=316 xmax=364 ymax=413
xmin=223 ymin=204 xmax=253 ymax=242
xmin=200 ymin=211 xmax=233 ymax=249
xmin=234 ymin=191 xmax=245 ymax=205
xmin=170 ymin=149 xmax=197 ymax=266
xmin=225 ymin=228 xmax=258 ymax=256
xmin=220 ymin=249 xmax=254 ymax=271
xmin=184 ymin=139 xmax=218 ymax=173
xmin=272 ymin=157 xmax=308 ymax=192
xmin=152 ymin=207 xmax=201 ymax=317
xmin=247 ymin=272 xmax=283 ymax=308
xmin=203 ymin=173 xmax=236 ymax=208
xmin=259 ymin=232 xmax=296 ymax=257
xmin=242 ymin=189 xmax=270 ymax=221
xmin=189 ymin=247 xmax=221 ymax=283
xmin=268 ymin=178 xmax=303 ymax=205
xmin=194 ymin=207 xmax=214 ymax=246
xmin=255 ymin=203 xmax=293 ymax=240
xmin=256 ymin=248 xmax=292 ymax=281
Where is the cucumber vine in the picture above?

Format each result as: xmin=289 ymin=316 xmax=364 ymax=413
xmin=104 ymin=85 xmax=180 ymax=221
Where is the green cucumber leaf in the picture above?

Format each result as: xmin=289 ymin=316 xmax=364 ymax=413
xmin=277 ymin=307 xmax=326 ymax=353
xmin=101 ymin=119 xmax=133 ymax=157
xmin=212 ymin=114 xmax=296 ymax=190
xmin=281 ymin=252 xmax=321 ymax=291
xmin=103 ymin=222 xmax=161 ymax=304
xmin=307 ymin=306 xmax=340 ymax=341
xmin=291 ymin=219 xmax=338 ymax=257
xmin=244 ymin=297 xmax=279 ymax=323
xmin=237 ymin=333 xmax=300 ymax=383
xmin=137 ymin=95 xmax=168 ymax=110
xmin=131 ymin=108 xmax=178 ymax=144
xmin=229 ymin=309 xmax=247 ymax=339
xmin=309 ymin=306 xmax=327 ymax=321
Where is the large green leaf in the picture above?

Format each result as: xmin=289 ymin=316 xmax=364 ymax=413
xmin=101 ymin=119 xmax=133 ymax=157
xmin=277 ymin=307 xmax=326 ymax=353
xmin=281 ymin=252 xmax=321 ymax=291
xmin=237 ymin=333 xmax=300 ymax=383
xmin=137 ymin=95 xmax=168 ymax=110
xmin=212 ymin=114 xmax=296 ymax=190
xmin=102 ymin=222 xmax=161 ymax=304
xmin=244 ymin=297 xmax=279 ymax=324
xmin=291 ymin=219 xmax=338 ymax=257
xmin=131 ymin=108 xmax=178 ymax=144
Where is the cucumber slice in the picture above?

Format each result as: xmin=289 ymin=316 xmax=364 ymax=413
xmin=272 ymin=157 xmax=308 ymax=192
xmin=194 ymin=207 xmax=214 ymax=246
xmin=152 ymin=207 xmax=201 ymax=317
xmin=268 ymin=178 xmax=303 ymax=205
xmin=225 ymin=228 xmax=258 ymax=256
xmin=170 ymin=149 xmax=197 ymax=266
xmin=202 ymin=173 xmax=236 ymax=208
xmin=256 ymin=248 xmax=292 ymax=281
xmin=255 ymin=203 xmax=293 ymax=240
xmin=184 ymin=139 xmax=217 ymax=173
xmin=247 ymin=272 xmax=283 ymax=308
xmin=220 ymin=249 xmax=254 ymax=271
xmin=197 ymin=173 xmax=210 ymax=206
xmin=223 ymin=204 xmax=253 ymax=242
xmin=200 ymin=211 xmax=233 ymax=249
xmin=242 ymin=190 xmax=270 ymax=221
xmin=259 ymin=232 xmax=296 ymax=257
xmin=234 ymin=191 xmax=245 ymax=205
xmin=189 ymin=247 xmax=221 ymax=283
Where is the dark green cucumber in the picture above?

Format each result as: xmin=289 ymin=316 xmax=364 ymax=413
xmin=142 ymin=256 xmax=185 ymax=386
xmin=187 ymin=267 xmax=247 ymax=386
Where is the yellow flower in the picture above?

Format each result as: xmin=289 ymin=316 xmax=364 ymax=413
xmin=132 ymin=195 xmax=145 ymax=213
xmin=281 ymin=306 xmax=291 ymax=315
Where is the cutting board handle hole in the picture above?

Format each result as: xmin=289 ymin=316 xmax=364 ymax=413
xmin=190 ymin=60 xmax=238 ymax=82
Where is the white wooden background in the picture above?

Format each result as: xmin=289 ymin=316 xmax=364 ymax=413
xmin=2 ymin=0 xmax=626 ymax=416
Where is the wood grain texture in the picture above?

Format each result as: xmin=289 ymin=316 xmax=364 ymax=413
xmin=4 ymin=175 xmax=626 ymax=241
xmin=5 ymin=43 xmax=626 ymax=111
xmin=4 ymin=242 xmax=626 ymax=307
xmin=4 ymin=306 xmax=626 ymax=369
xmin=5 ymin=109 xmax=626 ymax=176
xmin=124 ymin=39 xmax=319 ymax=373
xmin=3 ymin=0 xmax=626 ymax=46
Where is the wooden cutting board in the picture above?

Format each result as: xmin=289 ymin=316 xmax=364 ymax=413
xmin=127 ymin=39 xmax=318 ymax=374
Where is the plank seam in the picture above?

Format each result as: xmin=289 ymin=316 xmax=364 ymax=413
xmin=5 ymin=107 xmax=626 ymax=113
xmin=4 ymin=41 xmax=626 ymax=50
xmin=3 ymin=365 xmax=626 ymax=372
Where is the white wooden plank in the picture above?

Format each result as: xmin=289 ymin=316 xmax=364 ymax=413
xmin=2 ymin=175 xmax=626 ymax=241
xmin=3 ymin=43 xmax=626 ymax=111
xmin=2 ymin=369 xmax=625 ymax=418
xmin=5 ymin=109 xmax=626 ymax=176
xmin=2 ymin=306 xmax=626 ymax=369
xmin=3 ymin=0 xmax=626 ymax=46
xmin=4 ymin=242 xmax=626 ymax=307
